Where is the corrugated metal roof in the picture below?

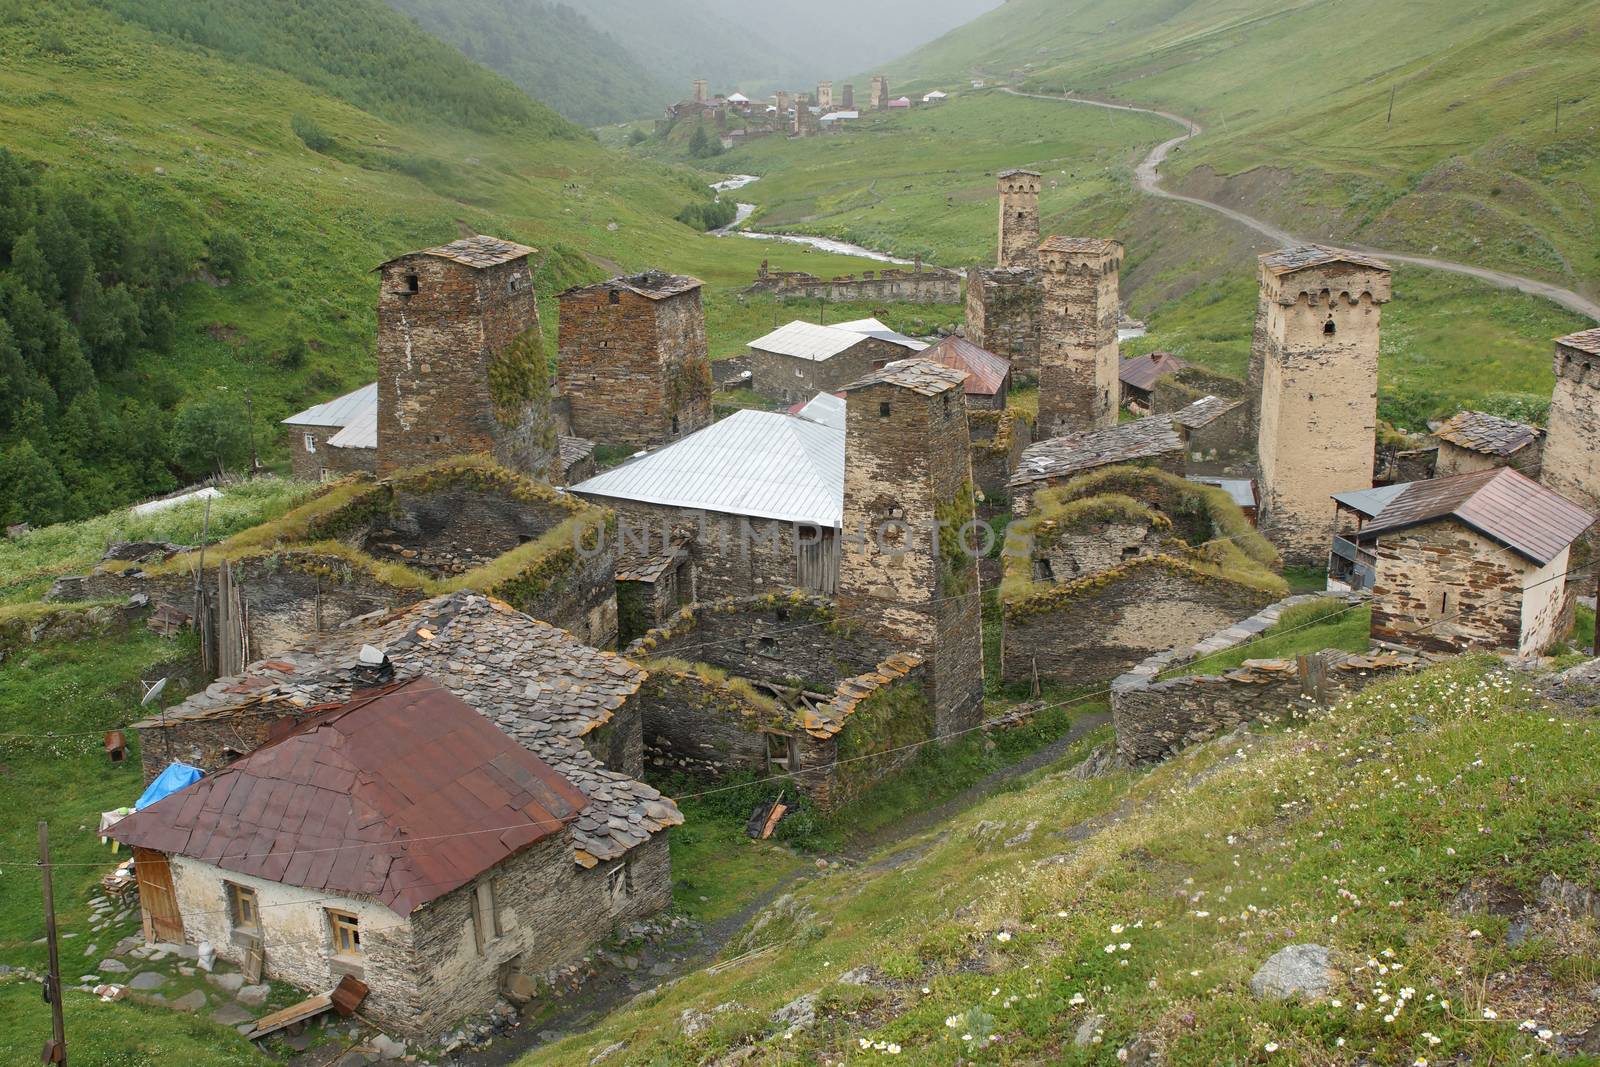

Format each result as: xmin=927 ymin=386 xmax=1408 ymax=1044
xmin=1119 ymin=351 xmax=1189 ymax=392
xmin=1359 ymin=467 xmax=1594 ymax=566
xmin=748 ymin=320 xmax=866 ymax=362
xmin=109 ymin=677 xmax=589 ymax=915
xmin=831 ymin=317 xmax=928 ymax=352
xmin=794 ymin=392 xmax=846 ymax=430
xmin=1189 ymin=477 xmax=1256 ymax=509
xmin=1331 ymin=481 xmax=1410 ymax=519
xmin=570 ymin=409 xmax=844 ymax=527
xmin=924 ymin=335 xmax=1010 ymax=396
xmin=326 ymin=404 xmax=377 ymax=450
xmin=281 ymin=382 xmax=377 ymax=429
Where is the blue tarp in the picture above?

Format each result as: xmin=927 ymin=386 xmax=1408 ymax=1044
xmin=134 ymin=762 xmax=204 ymax=811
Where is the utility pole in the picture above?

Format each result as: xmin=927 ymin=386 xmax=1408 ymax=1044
xmin=244 ymin=387 xmax=260 ymax=476
xmin=1555 ymin=97 xmax=1561 ymax=134
xmin=1386 ymin=86 xmax=1396 ymax=127
xmin=38 ymin=821 xmax=67 ymax=1066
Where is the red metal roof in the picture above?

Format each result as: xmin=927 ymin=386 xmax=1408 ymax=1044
xmin=925 ymin=335 xmax=1011 ymax=397
xmin=1360 ymin=467 xmax=1594 ymax=567
xmin=110 ymin=678 xmax=588 ymax=915
xmin=1118 ymin=351 xmax=1190 ymax=393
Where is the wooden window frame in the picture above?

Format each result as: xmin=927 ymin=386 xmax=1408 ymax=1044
xmin=227 ymin=882 xmax=260 ymax=933
xmin=303 ymin=432 xmax=317 ymax=454
xmin=326 ymin=908 xmax=362 ymax=957
xmin=469 ymin=878 xmax=500 ymax=954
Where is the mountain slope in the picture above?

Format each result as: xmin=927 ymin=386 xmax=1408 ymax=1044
xmin=889 ymin=0 xmax=1600 ymax=291
xmin=381 ymin=0 xmax=673 ymax=126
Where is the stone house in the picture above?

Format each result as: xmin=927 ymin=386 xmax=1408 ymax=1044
xmin=1251 ymin=245 xmax=1391 ymax=565
xmin=1543 ymin=328 xmax=1600 ymax=516
xmin=111 ymin=678 xmax=675 ymax=1040
xmin=376 ymin=236 xmax=555 ymax=479
xmin=1008 ymin=416 xmax=1185 ymax=514
xmin=1361 ymin=467 xmax=1592 ymax=656
xmin=747 ymin=319 xmax=923 ymax=405
xmin=1000 ymin=467 xmax=1286 ymax=688
xmin=924 ymin=334 xmax=1011 ymax=411
xmin=625 ymin=593 xmax=928 ymax=810
xmin=556 ymin=271 xmax=714 ymax=450
xmin=1037 ymin=236 xmax=1122 ymax=437
xmin=1117 ymin=352 xmax=1189 ymax=412
xmin=1326 ymin=481 xmax=1410 ymax=592
xmin=568 ymin=403 xmax=845 ymax=624
xmin=1172 ymin=394 xmax=1250 ymax=468
xmin=282 ymin=383 xmax=378 ymax=482
xmin=1434 ymin=410 xmax=1543 ymax=478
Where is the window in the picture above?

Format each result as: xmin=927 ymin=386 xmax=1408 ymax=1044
xmin=327 ymin=909 xmax=361 ymax=956
xmin=508 ymin=275 xmax=520 ymax=293
xmin=671 ymin=414 xmax=680 ymax=436
xmin=303 ymin=433 xmax=317 ymax=454
xmin=318 ymin=467 xmax=330 ymax=483
xmin=1121 ymin=545 xmax=1141 ymax=559
xmin=606 ymin=861 xmax=632 ymax=907
xmin=878 ymin=401 xmax=891 ymax=418
xmin=1323 ymin=319 xmax=1336 ymax=335
xmin=227 ymin=883 xmax=259 ymax=932
xmin=470 ymin=879 xmax=499 ymax=954
xmin=405 ymin=274 xmax=419 ymax=293
xmin=608 ymin=290 xmax=621 ymax=305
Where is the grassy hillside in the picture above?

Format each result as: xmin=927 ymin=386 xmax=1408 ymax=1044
xmin=891 ymin=0 xmax=1600 ymax=291
xmin=515 ymin=656 xmax=1600 ymax=1065
xmin=382 ymin=0 xmax=673 ymax=126
xmin=0 ymin=0 xmax=919 ymax=522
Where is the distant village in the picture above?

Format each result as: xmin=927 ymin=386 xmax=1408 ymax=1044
xmin=37 ymin=124 xmax=1600 ymax=1052
xmin=662 ymin=73 xmax=940 ymax=148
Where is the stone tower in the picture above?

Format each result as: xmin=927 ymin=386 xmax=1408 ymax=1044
xmin=1036 ymin=236 xmax=1122 ymax=438
xmin=774 ymin=90 xmax=792 ymax=125
xmin=692 ymin=79 xmax=708 ymax=104
xmin=996 ymin=169 xmax=1041 ymax=269
xmin=1254 ymin=245 xmax=1392 ymax=564
xmin=838 ymin=358 xmax=985 ymax=738
xmin=556 ymin=270 xmax=713 ymax=449
xmin=965 ymin=268 xmax=1042 ymax=376
xmin=841 ymin=82 xmax=855 ymax=109
xmin=870 ymin=75 xmax=889 ymax=111
xmin=1541 ymin=328 xmax=1600 ymax=514
xmin=816 ymin=81 xmax=833 ymax=110
xmin=793 ymin=94 xmax=819 ymax=137
xmin=375 ymin=236 xmax=553 ymax=477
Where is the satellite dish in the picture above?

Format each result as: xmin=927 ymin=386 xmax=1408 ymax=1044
xmin=358 ymin=644 xmax=387 ymax=666
xmin=140 ymin=677 xmax=169 ymax=706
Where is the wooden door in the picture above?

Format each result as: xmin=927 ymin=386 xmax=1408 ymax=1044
xmin=133 ymin=848 xmax=185 ymax=944
xmin=797 ymin=528 xmax=839 ymax=595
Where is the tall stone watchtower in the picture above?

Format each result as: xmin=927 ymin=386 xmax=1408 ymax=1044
xmin=1036 ymin=236 xmax=1122 ymax=438
xmin=996 ymin=169 xmax=1041 ymax=269
xmin=1254 ymin=245 xmax=1392 ymax=564
xmin=838 ymin=359 xmax=985 ymax=738
xmin=816 ymin=81 xmax=833 ymax=110
xmin=870 ymin=75 xmax=889 ymax=111
xmin=556 ymin=270 xmax=713 ymax=449
xmin=841 ymin=83 xmax=855 ymax=109
xmin=375 ymin=236 xmax=553 ymax=477
xmin=692 ymin=79 xmax=709 ymax=104
xmin=1541 ymin=328 xmax=1600 ymax=514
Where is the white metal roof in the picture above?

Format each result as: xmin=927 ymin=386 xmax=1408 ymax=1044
xmin=820 ymin=110 xmax=859 ymax=122
xmin=569 ymin=409 xmax=844 ymax=527
xmin=282 ymin=382 xmax=377 ymax=429
xmin=794 ymin=392 xmax=845 ymax=431
xmin=327 ymin=403 xmax=377 ymax=450
xmin=832 ymin=317 xmax=929 ymax=352
xmin=727 ymin=92 xmax=750 ymax=103
xmin=748 ymin=320 xmax=867 ymax=362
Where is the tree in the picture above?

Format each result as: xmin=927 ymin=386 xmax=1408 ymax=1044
xmin=0 ymin=440 xmax=66 ymax=526
xmin=171 ymin=395 xmax=251 ymax=478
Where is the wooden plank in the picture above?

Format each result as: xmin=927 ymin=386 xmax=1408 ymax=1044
xmin=131 ymin=848 xmax=184 ymax=944
xmin=247 ymin=993 xmax=333 ymax=1039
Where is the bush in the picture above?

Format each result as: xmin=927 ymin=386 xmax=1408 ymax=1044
xmin=627 ymin=128 xmax=647 ymax=146
xmin=206 ymin=227 xmax=248 ymax=281
xmin=675 ymin=199 xmax=738 ymax=232
xmin=290 ymin=113 xmax=335 ymax=153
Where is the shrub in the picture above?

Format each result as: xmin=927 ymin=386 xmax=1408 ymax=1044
xmin=290 ymin=113 xmax=335 ymax=154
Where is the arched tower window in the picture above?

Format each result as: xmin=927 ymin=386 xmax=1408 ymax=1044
xmin=1323 ymin=319 xmax=1337 ymax=336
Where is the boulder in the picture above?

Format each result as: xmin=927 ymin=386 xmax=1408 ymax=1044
xmin=1250 ymin=944 xmax=1337 ymax=1001
xmin=771 ymin=993 xmax=818 ymax=1033
xmin=128 ymin=971 xmax=167 ymax=991
xmin=236 ymin=983 xmax=272 ymax=1007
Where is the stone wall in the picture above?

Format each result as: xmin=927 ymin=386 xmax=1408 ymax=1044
xmin=285 ymin=422 xmax=376 ymax=482
xmin=1179 ymin=404 xmax=1254 ymax=466
xmin=1369 ymin=519 xmax=1549 ymax=655
xmin=1436 ymin=440 xmax=1540 ymax=479
xmin=1255 ymin=262 xmax=1388 ymax=565
xmin=1002 ymin=557 xmax=1280 ymax=688
xmin=376 ymin=252 xmax=551 ymax=477
xmin=969 ymin=408 xmax=1032 ymax=502
xmin=557 ymin=283 xmax=713 ymax=449
xmin=838 ymin=373 xmax=985 ymax=737
xmin=1038 ymin=243 xmax=1121 ymax=437
xmin=750 ymin=336 xmax=908 ymax=405
xmin=965 ymin=268 xmax=1041 ymax=377
xmin=1541 ymin=336 xmax=1600 ymax=513
xmin=1110 ymin=594 xmax=1412 ymax=763
xmin=745 ymin=262 xmax=960 ymax=305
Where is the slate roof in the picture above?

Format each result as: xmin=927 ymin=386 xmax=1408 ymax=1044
xmin=1039 ymin=236 xmax=1120 ymax=256
xmin=561 ymin=270 xmax=703 ymax=301
xmin=570 ymin=408 xmax=844 ymax=527
xmin=134 ymin=593 xmax=680 ymax=866
xmin=1557 ymin=328 xmax=1600 ymax=356
xmin=1171 ymin=395 xmax=1242 ymax=430
xmin=997 ymin=167 xmax=1040 ymax=179
xmin=111 ymin=678 xmax=590 ymax=915
xmin=557 ymin=435 xmax=595 ymax=469
xmin=1260 ymin=244 xmax=1390 ymax=275
xmin=925 ymin=336 xmax=1011 ymax=397
xmin=1359 ymin=467 xmax=1593 ymax=566
xmin=398 ymin=236 xmax=536 ymax=270
xmin=842 ymin=358 xmax=968 ymax=396
xmin=1434 ymin=411 xmax=1542 ymax=458
xmin=1119 ymin=352 xmax=1189 ymax=393
xmin=1009 ymin=417 xmax=1184 ymax=490
xmin=282 ymin=383 xmax=377 ymax=430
